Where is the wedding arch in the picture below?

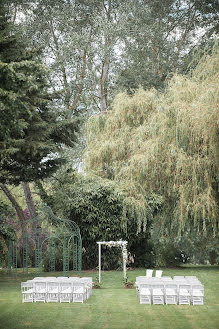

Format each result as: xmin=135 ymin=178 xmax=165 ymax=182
xmin=97 ymin=240 xmax=128 ymax=283
xmin=8 ymin=206 xmax=82 ymax=276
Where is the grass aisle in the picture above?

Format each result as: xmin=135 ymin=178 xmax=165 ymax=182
xmin=0 ymin=266 xmax=218 ymax=329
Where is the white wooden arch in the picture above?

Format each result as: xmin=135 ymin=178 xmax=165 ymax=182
xmin=97 ymin=240 xmax=128 ymax=283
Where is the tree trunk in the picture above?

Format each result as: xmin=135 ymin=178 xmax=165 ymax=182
xmin=98 ymin=1 xmax=112 ymax=112
xmin=49 ymin=19 xmax=71 ymax=108
xmin=99 ymin=56 xmax=110 ymax=112
xmin=0 ymin=184 xmax=26 ymax=236
xmin=22 ymin=182 xmax=37 ymax=219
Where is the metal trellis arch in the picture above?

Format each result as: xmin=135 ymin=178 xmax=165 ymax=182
xmin=8 ymin=206 xmax=82 ymax=276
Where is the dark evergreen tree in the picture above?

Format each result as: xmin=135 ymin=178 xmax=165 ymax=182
xmin=0 ymin=4 xmax=80 ymax=185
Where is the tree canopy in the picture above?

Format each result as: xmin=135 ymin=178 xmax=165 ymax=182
xmin=85 ymin=46 xmax=219 ymax=237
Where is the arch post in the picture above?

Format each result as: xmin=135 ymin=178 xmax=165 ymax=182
xmin=49 ymin=240 xmax=56 ymax=272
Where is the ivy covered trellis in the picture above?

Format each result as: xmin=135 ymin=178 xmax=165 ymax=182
xmin=97 ymin=240 xmax=128 ymax=283
xmin=8 ymin=206 xmax=82 ymax=276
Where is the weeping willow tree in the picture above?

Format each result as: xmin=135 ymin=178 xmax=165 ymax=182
xmin=85 ymin=47 xmax=219 ymax=238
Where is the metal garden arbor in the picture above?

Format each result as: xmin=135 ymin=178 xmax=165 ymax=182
xmin=8 ymin=206 xmax=82 ymax=276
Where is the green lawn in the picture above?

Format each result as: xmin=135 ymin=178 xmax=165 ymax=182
xmin=0 ymin=266 xmax=218 ymax=329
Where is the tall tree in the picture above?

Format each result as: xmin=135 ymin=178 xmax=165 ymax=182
xmin=15 ymin=0 xmax=218 ymax=117
xmin=0 ymin=3 xmax=80 ymax=185
xmin=116 ymin=0 xmax=219 ymax=92
xmin=0 ymin=3 xmax=80 ymax=229
xmin=85 ymin=47 xmax=219 ymax=238
xmin=20 ymin=0 xmax=129 ymax=112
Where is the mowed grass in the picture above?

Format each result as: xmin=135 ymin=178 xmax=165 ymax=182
xmin=0 ymin=266 xmax=218 ymax=329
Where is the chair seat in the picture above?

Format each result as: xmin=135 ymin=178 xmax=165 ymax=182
xmin=48 ymin=288 xmax=59 ymax=294
xmin=61 ymin=287 xmax=72 ymax=293
xmin=73 ymin=287 xmax=84 ymax=294
xmin=140 ymin=288 xmax=151 ymax=295
xmin=139 ymin=288 xmax=151 ymax=304
xmin=37 ymin=288 xmax=47 ymax=293
xmin=179 ymin=288 xmax=190 ymax=296
xmin=153 ymin=288 xmax=164 ymax=296
xmin=165 ymin=288 xmax=177 ymax=295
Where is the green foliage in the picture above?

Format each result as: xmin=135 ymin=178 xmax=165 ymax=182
xmin=85 ymin=47 xmax=219 ymax=241
xmin=155 ymin=243 xmax=183 ymax=268
xmin=47 ymin=169 xmax=155 ymax=269
xmin=17 ymin=0 xmax=219 ymax=114
xmin=123 ymin=276 xmax=134 ymax=288
xmin=116 ymin=0 xmax=219 ymax=92
xmin=53 ymin=172 xmax=127 ymax=269
xmin=0 ymin=201 xmax=16 ymax=266
xmin=0 ymin=4 xmax=80 ymax=185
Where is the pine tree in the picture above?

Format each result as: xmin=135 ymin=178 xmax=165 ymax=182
xmin=0 ymin=4 xmax=80 ymax=185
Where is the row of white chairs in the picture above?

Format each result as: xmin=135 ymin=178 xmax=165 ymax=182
xmin=21 ymin=277 xmax=92 ymax=303
xmin=136 ymin=276 xmax=204 ymax=305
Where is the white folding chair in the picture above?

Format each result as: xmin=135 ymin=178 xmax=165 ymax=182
xmin=146 ymin=269 xmax=153 ymax=277
xmin=164 ymin=283 xmax=178 ymax=305
xmin=178 ymin=283 xmax=191 ymax=305
xmin=191 ymin=283 xmax=204 ymax=305
xmin=135 ymin=277 xmax=150 ymax=298
xmin=72 ymin=282 xmax=86 ymax=303
xmin=152 ymin=284 xmax=164 ymax=305
xmin=34 ymin=281 xmax=47 ymax=303
xmin=80 ymin=278 xmax=93 ymax=299
xmin=21 ymin=282 xmax=34 ymax=303
xmin=59 ymin=281 xmax=72 ymax=303
xmin=139 ymin=288 xmax=152 ymax=304
xmin=47 ymin=281 xmax=59 ymax=302
xmin=155 ymin=270 xmax=163 ymax=278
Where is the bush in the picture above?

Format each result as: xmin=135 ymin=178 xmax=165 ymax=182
xmin=155 ymin=243 xmax=184 ymax=267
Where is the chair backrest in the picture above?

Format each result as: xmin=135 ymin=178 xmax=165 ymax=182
xmin=47 ymin=281 xmax=59 ymax=291
xmin=161 ymin=277 xmax=172 ymax=283
xmin=32 ymin=277 xmax=45 ymax=281
xmin=57 ymin=277 xmax=69 ymax=280
xmin=80 ymin=277 xmax=92 ymax=281
xmin=45 ymin=277 xmax=56 ymax=280
xmin=165 ymin=283 xmax=177 ymax=291
xmin=136 ymin=276 xmax=149 ymax=282
xmin=155 ymin=270 xmax=163 ymax=278
xmin=35 ymin=281 xmax=47 ymax=291
xmin=60 ymin=281 xmax=72 ymax=292
xmin=185 ymin=276 xmax=197 ymax=280
xmin=72 ymin=282 xmax=86 ymax=292
xmin=139 ymin=283 xmax=151 ymax=291
xmin=191 ymin=284 xmax=204 ymax=292
xmin=173 ymin=276 xmax=185 ymax=280
xmin=152 ymin=283 xmax=164 ymax=290
xmin=185 ymin=277 xmax=201 ymax=284
xmin=146 ymin=269 xmax=153 ymax=277
xmin=179 ymin=284 xmax=191 ymax=292
xmin=21 ymin=282 xmax=33 ymax=292
xmin=80 ymin=277 xmax=92 ymax=286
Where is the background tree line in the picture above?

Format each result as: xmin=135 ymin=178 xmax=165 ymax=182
xmin=0 ymin=0 xmax=218 ymax=269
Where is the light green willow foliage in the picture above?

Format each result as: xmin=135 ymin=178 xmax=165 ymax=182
xmin=85 ymin=48 xmax=219 ymax=235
